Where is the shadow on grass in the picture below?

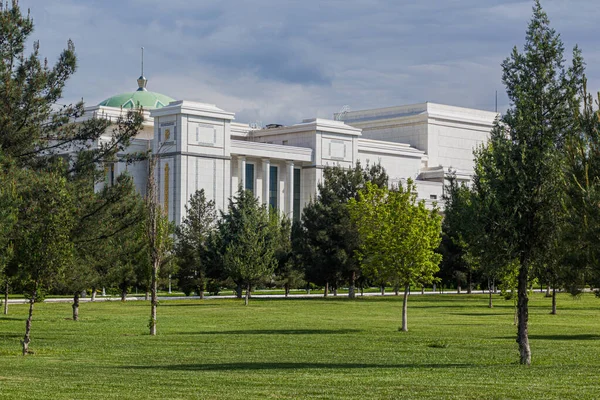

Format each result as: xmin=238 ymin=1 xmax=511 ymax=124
xmin=122 ymin=362 xmax=474 ymax=371
xmin=160 ymin=303 xmax=219 ymax=307
xmin=451 ymin=312 xmax=510 ymax=316
xmin=172 ymin=329 xmax=362 ymax=335
xmin=495 ymin=334 xmax=600 ymax=341
xmin=0 ymin=317 xmax=23 ymax=321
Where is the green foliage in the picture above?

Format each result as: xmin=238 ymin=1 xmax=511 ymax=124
xmin=564 ymin=86 xmax=600 ymax=289
xmin=471 ymin=0 xmax=585 ymax=364
xmin=0 ymin=157 xmax=19 ymax=276
xmin=0 ymin=2 xmax=143 ymax=172
xmin=175 ymin=189 xmax=217 ymax=296
xmin=296 ymin=162 xmax=388 ymax=293
xmin=211 ymin=188 xmax=278 ymax=303
xmin=349 ymin=180 xmax=442 ymax=290
xmin=273 ymin=217 xmax=304 ymax=295
xmin=12 ymin=168 xmax=75 ymax=296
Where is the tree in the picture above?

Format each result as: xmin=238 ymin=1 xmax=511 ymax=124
xmin=296 ymin=162 xmax=388 ymax=298
xmin=174 ymin=189 xmax=217 ymax=298
xmin=273 ymin=217 xmax=304 ymax=297
xmin=13 ymin=167 xmax=75 ymax=355
xmin=348 ymin=180 xmax=442 ymax=331
xmin=563 ymin=84 xmax=600 ymax=297
xmin=0 ymin=0 xmax=144 ymax=319
xmin=472 ymin=1 xmax=584 ymax=364
xmin=0 ymin=3 xmax=143 ymax=173
xmin=215 ymin=188 xmax=278 ymax=305
xmin=0 ymin=157 xmax=19 ymax=314
xmin=145 ymin=155 xmax=174 ymax=335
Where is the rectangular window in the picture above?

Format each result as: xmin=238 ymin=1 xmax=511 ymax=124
xmin=245 ymin=163 xmax=254 ymax=194
xmin=269 ymin=166 xmax=278 ymax=210
xmin=293 ymin=168 xmax=301 ymax=221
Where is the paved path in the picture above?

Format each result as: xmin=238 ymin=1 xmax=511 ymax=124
xmin=4 ymin=289 xmax=521 ymax=304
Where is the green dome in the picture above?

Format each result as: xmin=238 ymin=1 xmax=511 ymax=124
xmin=98 ymin=90 xmax=175 ymax=110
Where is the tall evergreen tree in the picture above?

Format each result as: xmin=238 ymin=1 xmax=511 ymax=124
xmin=213 ymin=188 xmax=278 ymax=305
xmin=174 ymin=189 xmax=217 ymax=298
xmin=472 ymin=0 xmax=584 ymax=364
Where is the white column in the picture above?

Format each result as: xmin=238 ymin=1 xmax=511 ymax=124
xmin=238 ymin=156 xmax=246 ymax=191
xmin=286 ymin=161 xmax=294 ymax=216
xmin=262 ymin=158 xmax=270 ymax=205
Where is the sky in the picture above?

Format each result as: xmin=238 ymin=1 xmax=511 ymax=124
xmin=19 ymin=0 xmax=600 ymax=126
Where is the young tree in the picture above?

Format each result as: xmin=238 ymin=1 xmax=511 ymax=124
xmin=174 ymin=189 xmax=217 ymax=298
xmin=145 ymin=155 xmax=174 ymax=335
xmin=472 ymin=1 xmax=584 ymax=364
xmin=296 ymin=162 xmax=388 ymax=298
xmin=215 ymin=188 xmax=278 ymax=305
xmin=349 ymin=180 xmax=442 ymax=331
xmin=13 ymin=168 xmax=75 ymax=355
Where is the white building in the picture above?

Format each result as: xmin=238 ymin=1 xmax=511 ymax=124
xmin=87 ymin=75 xmax=498 ymax=224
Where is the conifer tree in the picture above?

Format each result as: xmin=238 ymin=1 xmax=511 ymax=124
xmin=175 ymin=189 xmax=217 ymax=298
xmin=472 ymin=0 xmax=584 ymax=364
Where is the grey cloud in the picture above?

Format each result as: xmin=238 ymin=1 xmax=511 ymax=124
xmin=17 ymin=0 xmax=600 ymax=126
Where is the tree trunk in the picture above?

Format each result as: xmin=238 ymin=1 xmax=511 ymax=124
xmin=517 ymin=262 xmax=531 ymax=365
xmin=360 ymin=286 xmax=364 ymax=296
xmin=244 ymin=283 xmax=250 ymax=306
xmin=333 ymin=286 xmax=338 ymax=296
xmin=551 ymin=287 xmax=557 ymax=315
xmin=199 ymin=290 xmax=205 ymax=300
xmin=380 ymin=285 xmax=385 ymax=296
xmin=22 ymin=285 xmax=37 ymax=355
xmin=401 ymin=284 xmax=409 ymax=332
xmin=284 ymin=283 xmax=290 ymax=298
xmin=324 ymin=281 xmax=329 ymax=297
xmin=394 ymin=284 xmax=399 ymax=296
xmin=467 ymin=270 xmax=472 ymax=294
xmin=91 ymin=287 xmax=97 ymax=302
xmin=421 ymin=286 xmax=425 ymax=295
xmin=3 ymin=281 xmax=8 ymax=315
xmin=545 ymin=284 xmax=551 ymax=297
xmin=150 ymin=260 xmax=159 ymax=336
xmin=145 ymin=291 xmax=149 ymax=301
xmin=121 ymin=289 xmax=127 ymax=302
xmin=457 ymin=284 xmax=461 ymax=294
xmin=487 ymin=278 xmax=493 ymax=308
xmin=348 ymin=271 xmax=356 ymax=299
xmin=235 ymin=283 xmax=243 ymax=299
xmin=72 ymin=292 xmax=79 ymax=321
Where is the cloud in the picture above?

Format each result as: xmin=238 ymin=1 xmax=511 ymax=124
xmin=17 ymin=0 xmax=600 ymax=125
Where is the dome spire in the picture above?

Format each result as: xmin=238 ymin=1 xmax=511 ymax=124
xmin=137 ymin=46 xmax=148 ymax=92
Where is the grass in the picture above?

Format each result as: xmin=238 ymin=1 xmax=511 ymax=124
xmin=0 ymin=293 xmax=599 ymax=399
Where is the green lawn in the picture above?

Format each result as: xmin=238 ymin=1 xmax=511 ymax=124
xmin=0 ymin=293 xmax=599 ymax=399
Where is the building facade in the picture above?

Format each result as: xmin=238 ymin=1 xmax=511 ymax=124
xmin=86 ymin=76 xmax=498 ymax=224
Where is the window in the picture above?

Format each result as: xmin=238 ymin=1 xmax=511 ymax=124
xmin=245 ymin=163 xmax=255 ymax=194
xmin=430 ymin=194 xmax=437 ymax=200
xmin=293 ymin=168 xmax=301 ymax=221
xmin=269 ymin=166 xmax=278 ymax=209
